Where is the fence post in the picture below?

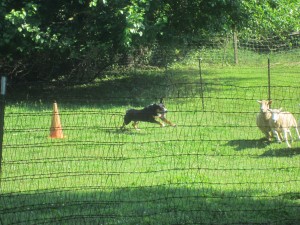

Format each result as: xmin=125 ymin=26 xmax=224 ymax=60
xmin=0 ymin=76 xmax=7 ymax=173
xmin=268 ymin=58 xmax=271 ymax=101
xmin=233 ymin=28 xmax=238 ymax=65
xmin=198 ymin=58 xmax=205 ymax=110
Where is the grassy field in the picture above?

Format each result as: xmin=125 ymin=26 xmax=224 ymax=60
xmin=0 ymin=50 xmax=300 ymax=224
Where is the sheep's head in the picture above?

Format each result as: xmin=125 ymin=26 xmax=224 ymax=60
xmin=257 ymin=100 xmax=272 ymax=113
xmin=268 ymin=108 xmax=282 ymax=123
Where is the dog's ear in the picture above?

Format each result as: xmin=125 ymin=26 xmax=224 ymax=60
xmin=160 ymin=98 xmax=164 ymax=104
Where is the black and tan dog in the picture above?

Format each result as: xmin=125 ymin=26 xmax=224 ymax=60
xmin=120 ymin=102 xmax=176 ymax=130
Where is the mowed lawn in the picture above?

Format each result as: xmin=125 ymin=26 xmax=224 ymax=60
xmin=1 ymin=54 xmax=300 ymax=224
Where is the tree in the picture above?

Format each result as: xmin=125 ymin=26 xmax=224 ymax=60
xmin=1 ymin=0 xmax=127 ymax=83
xmin=242 ymin=0 xmax=300 ymax=38
xmin=0 ymin=0 xmax=299 ymax=84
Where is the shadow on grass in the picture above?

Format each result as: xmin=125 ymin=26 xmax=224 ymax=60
xmin=6 ymin=70 xmax=260 ymax=111
xmin=227 ymin=139 xmax=300 ymax=157
xmin=7 ymin=73 xmax=173 ymax=111
xmin=226 ymin=138 xmax=270 ymax=151
xmin=259 ymin=147 xmax=300 ymax=158
xmin=0 ymin=186 xmax=299 ymax=225
xmin=105 ymin=127 xmax=151 ymax=136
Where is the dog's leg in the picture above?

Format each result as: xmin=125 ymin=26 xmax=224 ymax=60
xmin=154 ymin=120 xmax=165 ymax=127
xmin=160 ymin=117 xmax=176 ymax=127
xmin=151 ymin=116 xmax=165 ymax=127
xmin=120 ymin=122 xmax=126 ymax=130
xmin=132 ymin=121 xmax=140 ymax=130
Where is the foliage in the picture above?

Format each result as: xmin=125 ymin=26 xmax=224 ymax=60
xmin=242 ymin=0 xmax=300 ymax=37
xmin=0 ymin=0 xmax=299 ymax=84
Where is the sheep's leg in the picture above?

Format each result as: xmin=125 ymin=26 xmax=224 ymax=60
xmin=278 ymin=132 xmax=283 ymax=141
xmin=265 ymin=131 xmax=272 ymax=141
xmin=282 ymin=129 xmax=291 ymax=148
xmin=294 ymin=127 xmax=300 ymax=141
xmin=272 ymin=129 xmax=282 ymax=143
xmin=287 ymin=129 xmax=293 ymax=143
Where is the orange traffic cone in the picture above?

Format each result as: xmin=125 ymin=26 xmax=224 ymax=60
xmin=49 ymin=101 xmax=64 ymax=138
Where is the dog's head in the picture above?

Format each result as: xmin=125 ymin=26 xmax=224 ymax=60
xmin=149 ymin=103 xmax=168 ymax=116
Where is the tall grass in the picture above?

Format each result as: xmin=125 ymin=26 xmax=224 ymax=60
xmin=0 ymin=49 xmax=299 ymax=224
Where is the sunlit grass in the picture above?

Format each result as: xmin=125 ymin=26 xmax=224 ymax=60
xmin=1 ymin=49 xmax=300 ymax=224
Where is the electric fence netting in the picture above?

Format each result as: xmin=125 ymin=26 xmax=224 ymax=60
xmin=0 ymin=35 xmax=299 ymax=225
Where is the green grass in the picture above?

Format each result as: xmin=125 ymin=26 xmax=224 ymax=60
xmin=1 ymin=50 xmax=300 ymax=224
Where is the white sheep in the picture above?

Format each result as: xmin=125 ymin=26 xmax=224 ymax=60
xmin=256 ymin=100 xmax=273 ymax=141
xmin=268 ymin=108 xmax=300 ymax=148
